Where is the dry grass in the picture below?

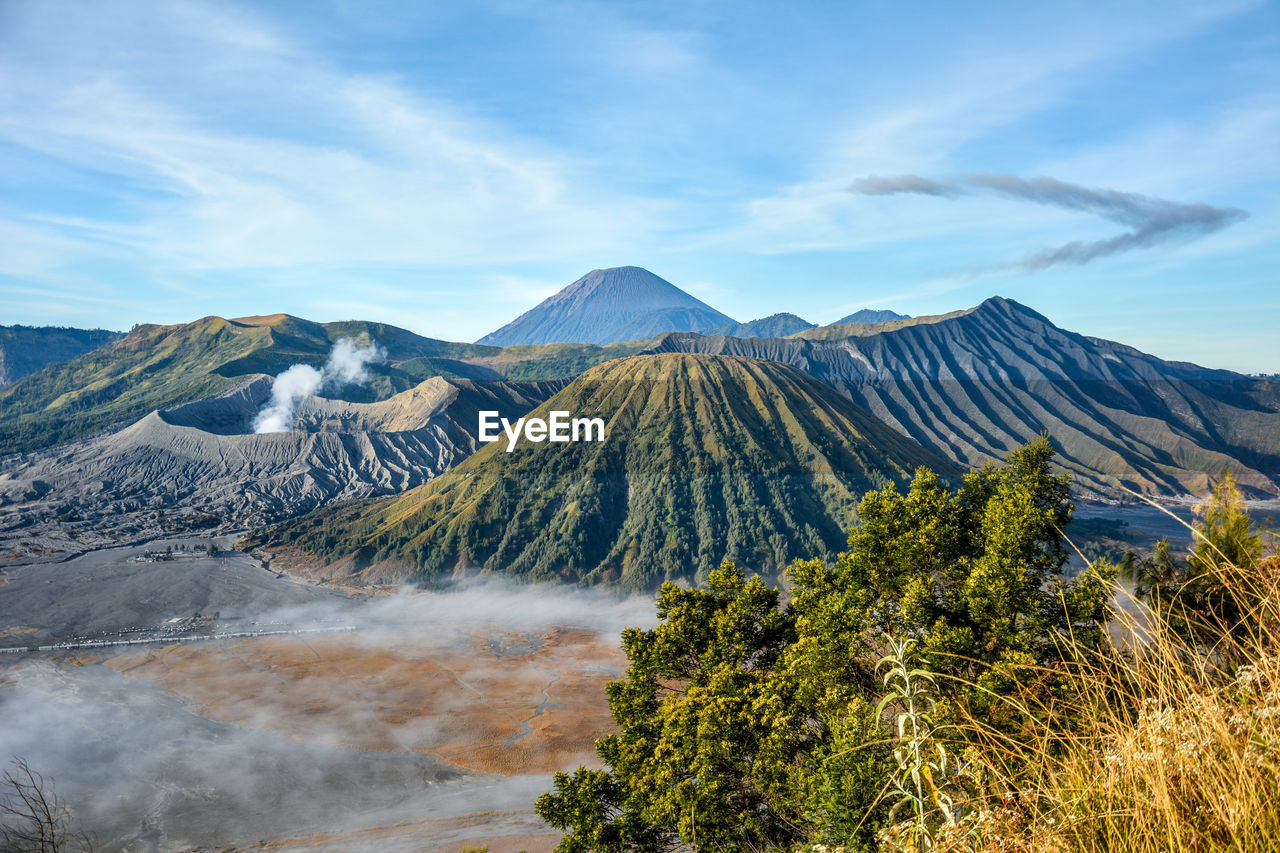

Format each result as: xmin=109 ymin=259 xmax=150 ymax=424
xmin=916 ymin=514 xmax=1280 ymax=853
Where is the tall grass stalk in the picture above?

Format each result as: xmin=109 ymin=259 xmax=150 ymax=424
xmin=943 ymin=506 xmax=1280 ymax=853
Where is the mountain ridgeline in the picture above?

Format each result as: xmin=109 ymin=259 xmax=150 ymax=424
xmin=699 ymin=313 xmax=816 ymax=339
xmin=0 ymin=324 xmax=122 ymax=387
xmin=260 ymin=354 xmax=955 ymax=590
xmin=649 ymin=297 xmax=1280 ymax=496
xmin=0 ymin=314 xmax=505 ymax=455
xmin=5 ymin=260 xmax=1278 ymax=575
xmin=0 ymin=313 xmax=646 ymax=456
xmin=833 ymin=308 xmax=910 ymax=325
xmin=0 ymin=270 xmax=932 ymax=456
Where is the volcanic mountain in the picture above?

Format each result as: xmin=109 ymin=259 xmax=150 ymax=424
xmin=0 ymin=314 xmax=506 ymax=455
xmin=8 ymin=295 xmax=1275 ymax=507
xmin=261 ymin=353 xmax=955 ymax=591
xmin=700 ymin=313 xmax=815 ymax=338
xmin=0 ymin=374 xmax=560 ymax=559
xmin=476 ymin=266 xmax=736 ymax=347
xmin=832 ymin=309 xmax=910 ymax=325
xmin=649 ymin=297 xmax=1280 ymax=497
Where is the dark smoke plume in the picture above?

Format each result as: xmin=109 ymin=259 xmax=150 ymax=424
xmin=850 ymin=173 xmax=1247 ymax=271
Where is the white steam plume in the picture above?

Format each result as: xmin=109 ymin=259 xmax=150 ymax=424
xmin=251 ymin=364 xmax=324 ymax=433
xmin=324 ymin=337 xmax=385 ymax=385
xmin=252 ymin=338 xmax=386 ymax=433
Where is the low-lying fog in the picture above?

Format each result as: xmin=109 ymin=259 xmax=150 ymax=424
xmin=0 ymin=539 xmax=656 ymax=852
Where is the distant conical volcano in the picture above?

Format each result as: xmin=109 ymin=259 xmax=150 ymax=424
xmin=832 ymin=308 xmax=910 ymax=325
xmin=476 ymin=266 xmax=736 ymax=346
xmin=264 ymin=353 xmax=954 ymax=590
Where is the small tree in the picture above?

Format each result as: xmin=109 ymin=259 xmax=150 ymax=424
xmin=538 ymin=562 xmax=798 ymax=851
xmin=538 ymin=438 xmax=1114 ymax=850
xmin=0 ymin=758 xmax=95 ymax=852
xmin=786 ymin=435 xmax=1114 ymax=737
xmin=1136 ymin=470 xmax=1274 ymax=651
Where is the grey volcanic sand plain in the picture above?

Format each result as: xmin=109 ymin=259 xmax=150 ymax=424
xmin=0 ymin=537 xmax=358 ymax=646
xmin=1072 ymin=502 xmax=1195 ymax=549
xmin=0 ymin=540 xmax=655 ymax=852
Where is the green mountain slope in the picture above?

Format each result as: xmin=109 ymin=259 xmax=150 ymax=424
xmin=0 ymin=325 xmax=122 ymax=387
xmin=260 ymin=353 xmax=955 ymax=591
xmin=0 ymin=314 xmax=500 ymax=455
xmin=0 ymin=307 xmax=683 ymax=456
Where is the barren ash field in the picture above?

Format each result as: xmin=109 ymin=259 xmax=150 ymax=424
xmin=0 ymin=536 xmax=653 ymax=852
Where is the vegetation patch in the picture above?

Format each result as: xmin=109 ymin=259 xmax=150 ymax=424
xmin=536 ymin=439 xmax=1280 ymax=852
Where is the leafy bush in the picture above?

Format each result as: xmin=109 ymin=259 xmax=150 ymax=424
xmin=537 ymin=437 xmax=1114 ymax=851
xmin=539 ymin=443 xmax=1279 ymax=851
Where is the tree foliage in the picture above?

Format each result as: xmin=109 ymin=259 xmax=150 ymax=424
xmin=1135 ymin=470 xmax=1274 ymax=651
xmin=537 ymin=436 xmax=1115 ymax=850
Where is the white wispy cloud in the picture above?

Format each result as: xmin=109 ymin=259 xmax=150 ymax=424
xmin=0 ymin=0 xmax=1275 ymax=368
xmin=0 ymin=0 xmax=665 ymax=279
xmin=711 ymin=0 xmax=1265 ymax=258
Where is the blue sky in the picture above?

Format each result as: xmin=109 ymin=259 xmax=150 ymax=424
xmin=0 ymin=1 xmax=1277 ymax=372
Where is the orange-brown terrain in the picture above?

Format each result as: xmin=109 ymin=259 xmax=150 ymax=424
xmin=0 ymin=540 xmax=652 ymax=850
xmin=105 ymin=625 xmax=622 ymax=776
xmin=92 ymin=622 xmax=627 ymax=850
